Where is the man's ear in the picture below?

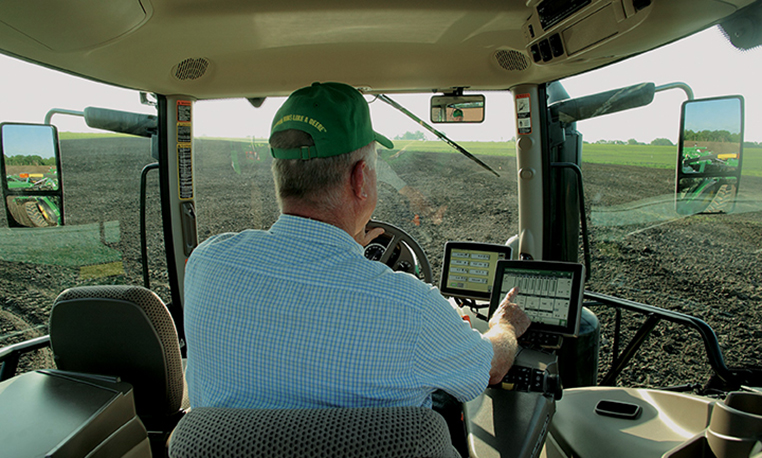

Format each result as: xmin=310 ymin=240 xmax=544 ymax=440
xmin=350 ymin=160 xmax=368 ymax=199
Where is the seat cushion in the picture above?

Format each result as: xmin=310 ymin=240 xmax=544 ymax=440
xmin=168 ymin=406 xmax=460 ymax=458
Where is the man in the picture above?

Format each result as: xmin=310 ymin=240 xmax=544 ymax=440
xmin=184 ymin=82 xmax=529 ymax=413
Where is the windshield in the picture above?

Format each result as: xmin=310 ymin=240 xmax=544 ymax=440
xmin=193 ymin=92 xmax=518 ymax=283
xmin=561 ymin=26 xmax=762 ymax=387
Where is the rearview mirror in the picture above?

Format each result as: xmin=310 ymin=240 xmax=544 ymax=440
xmin=431 ymin=95 xmax=485 ymax=123
xmin=675 ymin=96 xmax=744 ymax=215
xmin=0 ymin=123 xmax=64 ymax=227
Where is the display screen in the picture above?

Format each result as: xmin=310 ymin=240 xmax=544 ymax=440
xmin=489 ymin=260 xmax=585 ymax=336
xmin=439 ymin=242 xmax=513 ymax=301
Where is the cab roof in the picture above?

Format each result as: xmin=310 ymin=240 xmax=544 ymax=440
xmin=0 ymin=0 xmax=755 ymax=98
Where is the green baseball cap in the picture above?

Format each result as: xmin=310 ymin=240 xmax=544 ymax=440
xmin=270 ymin=82 xmax=394 ymax=160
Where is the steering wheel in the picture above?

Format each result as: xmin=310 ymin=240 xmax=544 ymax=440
xmin=363 ymin=220 xmax=433 ymax=283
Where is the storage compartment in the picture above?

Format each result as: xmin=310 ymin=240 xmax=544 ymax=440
xmin=0 ymin=370 xmax=150 ymax=458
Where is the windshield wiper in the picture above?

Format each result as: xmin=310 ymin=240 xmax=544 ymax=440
xmin=375 ymin=94 xmax=500 ymax=177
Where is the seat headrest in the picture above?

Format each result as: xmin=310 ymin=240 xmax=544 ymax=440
xmin=50 ymin=285 xmax=184 ymax=418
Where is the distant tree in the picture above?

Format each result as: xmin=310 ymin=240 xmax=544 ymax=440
xmin=684 ymin=129 xmax=741 ymax=143
xmin=627 ymin=138 xmax=640 ymax=145
xmin=650 ymin=138 xmax=674 ymax=146
xmin=5 ymin=154 xmax=55 ymax=166
xmin=395 ymin=131 xmax=425 ymax=140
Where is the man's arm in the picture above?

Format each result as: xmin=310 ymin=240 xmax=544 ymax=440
xmin=483 ymin=287 xmax=531 ymax=385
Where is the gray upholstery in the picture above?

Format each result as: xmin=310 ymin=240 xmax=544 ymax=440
xmin=168 ymin=406 xmax=461 ymax=458
xmin=49 ymin=285 xmax=185 ymax=419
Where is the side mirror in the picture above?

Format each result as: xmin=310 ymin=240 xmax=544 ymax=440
xmin=0 ymin=123 xmax=64 ymax=227
xmin=430 ymin=94 xmax=485 ymax=123
xmin=675 ymin=96 xmax=744 ymax=215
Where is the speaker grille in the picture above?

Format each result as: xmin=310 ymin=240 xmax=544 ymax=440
xmin=174 ymin=58 xmax=209 ymax=80
xmin=494 ymin=50 xmax=530 ymax=71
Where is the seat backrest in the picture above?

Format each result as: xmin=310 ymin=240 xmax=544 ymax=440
xmin=49 ymin=285 xmax=185 ymax=421
xmin=168 ymin=406 xmax=461 ymax=458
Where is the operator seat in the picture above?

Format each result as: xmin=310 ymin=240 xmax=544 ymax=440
xmin=49 ymin=285 xmax=187 ymax=452
xmin=168 ymin=406 xmax=460 ymax=458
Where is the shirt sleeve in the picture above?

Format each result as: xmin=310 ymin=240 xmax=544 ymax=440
xmin=413 ymin=286 xmax=493 ymax=402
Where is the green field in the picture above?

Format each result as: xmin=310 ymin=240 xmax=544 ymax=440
xmin=59 ymin=132 xmax=132 ymax=140
xmin=389 ymin=140 xmax=762 ymax=177
xmin=59 ymin=133 xmax=762 ymax=177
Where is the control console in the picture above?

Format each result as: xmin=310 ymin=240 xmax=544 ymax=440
xmin=495 ymin=346 xmax=563 ymax=400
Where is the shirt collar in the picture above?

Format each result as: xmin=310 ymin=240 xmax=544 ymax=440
xmin=270 ymin=214 xmax=363 ymax=255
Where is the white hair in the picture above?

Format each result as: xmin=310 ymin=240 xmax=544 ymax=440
xmin=270 ymin=130 xmax=377 ymax=212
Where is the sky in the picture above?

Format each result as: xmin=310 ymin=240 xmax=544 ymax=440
xmin=2 ymin=124 xmax=58 ymax=158
xmin=0 ymin=26 xmax=760 ymax=144
xmin=684 ymin=97 xmax=743 ymax=134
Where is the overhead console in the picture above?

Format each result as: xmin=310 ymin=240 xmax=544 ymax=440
xmin=523 ymin=0 xmax=653 ymax=64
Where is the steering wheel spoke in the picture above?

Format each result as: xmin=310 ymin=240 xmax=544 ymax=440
xmin=363 ymin=220 xmax=433 ymax=283
xmin=378 ymin=233 xmax=399 ymax=264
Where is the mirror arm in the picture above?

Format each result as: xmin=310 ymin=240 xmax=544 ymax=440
xmin=83 ymin=107 xmax=157 ymax=138
xmin=44 ymin=109 xmax=84 ymax=126
xmin=655 ymin=82 xmax=694 ymax=101
xmin=443 ymin=88 xmax=465 ymax=97
xmin=140 ymin=92 xmax=158 ymax=107
xmin=549 ymin=82 xmax=655 ymax=125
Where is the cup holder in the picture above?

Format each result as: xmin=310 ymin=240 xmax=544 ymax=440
xmin=665 ymin=391 xmax=762 ymax=458
xmin=706 ymin=392 xmax=762 ymax=458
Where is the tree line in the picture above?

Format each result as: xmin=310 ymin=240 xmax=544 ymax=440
xmin=586 ymin=137 xmax=762 ymax=148
xmin=4 ymin=155 xmax=56 ymax=166
xmin=392 ymin=131 xmax=762 ymax=148
xmin=394 ymin=131 xmax=426 ymax=140
xmin=587 ymin=138 xmax=674 ymax=146
xmin=683 ymin=129 xmax=741 ymax=143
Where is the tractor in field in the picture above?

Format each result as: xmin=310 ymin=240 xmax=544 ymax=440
xmin=4 ymin=172 xmax=61 ymax=227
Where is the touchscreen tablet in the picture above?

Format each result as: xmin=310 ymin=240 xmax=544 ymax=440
xmin=489 ymin=260 xmax=585 ymax=336
xmin=439 ymin=242 xmax=513 ymax=301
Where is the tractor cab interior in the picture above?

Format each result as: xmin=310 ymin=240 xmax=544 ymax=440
xmin=1 ymin=0 xmax=762 ymax=457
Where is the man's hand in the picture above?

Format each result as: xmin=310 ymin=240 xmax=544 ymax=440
xmin=484 ymin=287 xmax=531 ymax=385
xmin=354 ymin=225 xmax=385 ymax=247
xmin=489 ymin=287 xmax=531 ymax=336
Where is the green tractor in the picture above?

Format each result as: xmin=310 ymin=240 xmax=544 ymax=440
xmin=676 ymin=101 xmax=745 ymax=215
xmin=5 ymin=172 xmax=61 ymax=227
xmin=681 ymin=145 xmax=739 ymax=174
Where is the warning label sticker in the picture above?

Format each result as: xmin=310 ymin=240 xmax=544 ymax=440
xmin=177 ymin=100 xmax=193 ymax=200
xmin=177 ymin=124 xmax=191 ymax=144
xmin=177 ymin=100 xmax=192 ymax=123
xmin=516 ymin=94 xmax=531 ymax=135
xmin=178 ymin=145 xmax=193 ymax=200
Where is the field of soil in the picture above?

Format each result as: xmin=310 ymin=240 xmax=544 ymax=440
xmin=1 ymin=137 xmax=760 ymax=391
